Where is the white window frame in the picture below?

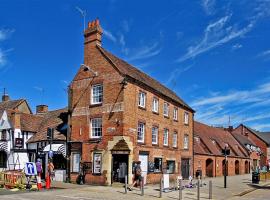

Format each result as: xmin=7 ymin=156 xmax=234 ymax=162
xmin=184 ymin=112 xmax=189 ymax=125
xmin=163 ymin=102 xmax=169 ymax=117
xmin=152 ymin=97 xmax=159 ymax=113
xmin=138 ymin=91 xmax=146 ymax=108
xmin=90 ymin=118 xmax=102 ymax=138
xmin=137 ymin=122 xmax=145 ymax=143
xmin=152 ymin=126 xmax=158 ymax=145
xmin=184 ymin=134 xmax=189 ymax=149
xmin=173 ymin=107 xmax=178 ymax=121
xmin=163 ymin=129 xmax=169 ymax=146
xmin=91 ymin=84 xmax=103 ymax=104
xmin=173 ymin=132 xmax=177 ymax=148
xmin=72 ymin=153 xmax=81 ymax=172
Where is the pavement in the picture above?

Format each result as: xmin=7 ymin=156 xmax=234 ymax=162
xmin=0 ymin=174 xmax=269 ymax=200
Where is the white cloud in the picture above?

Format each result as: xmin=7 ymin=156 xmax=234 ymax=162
xmin=201 ymin=0 xmax=216 ymax=15
xmin=193 ymin=79 xmax=270 ymax=129
xmin=177 ymin=15 xmax=255 ymax=62
xmin=166 ymin=64 xmax=194 ymax=85
xmin=126 ymin=42 xmax=161 ymax=62
xmin=232 ymin=43 xmax=242 ymax=50
xmin=0 ymin=29 xmax=14 ymax=41
xmin=103 ymin=29 xmax=117 ymax=43
xmin=0 ymin=49 xmax=6 ymax=67
xmin=257 ymin=49 xmax=270 ymax=59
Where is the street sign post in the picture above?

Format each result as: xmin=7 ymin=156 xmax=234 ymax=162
xmin=24 ymin=162 xmax=37 ymax=176
xmin=222 ymin=144 xmax=230 ymax=188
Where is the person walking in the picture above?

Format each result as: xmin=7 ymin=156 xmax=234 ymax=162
xmin=128 ymin=161 xmax=142 ymax=191
xmin=36 ymin=158 xmax=43 ymax=190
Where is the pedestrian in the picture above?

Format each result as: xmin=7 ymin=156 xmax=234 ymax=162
xmin=36 ymin=158 xmax=43 ymax=190
xmin=128 ymin=161 xmax=142 ymax=191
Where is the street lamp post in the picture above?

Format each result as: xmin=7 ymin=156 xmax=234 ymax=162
xmin=222 ymin=144 xmax=230 ymax=188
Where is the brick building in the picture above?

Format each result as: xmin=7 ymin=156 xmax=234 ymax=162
xmin=233 ymin=124 xmax=269 ymax=168
xmin=68 ymin=19 xmax=194 ymax=185
xmin=194 ymin=121 xmax=250 ymax=178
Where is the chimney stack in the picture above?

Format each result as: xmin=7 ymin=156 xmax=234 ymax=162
xmin=84 ymin=19 xmax=103 ymax=47
xmin=36 ymin=105 xmax=48 ymax=114
xmin=2 ymin=94 xmax=10 ymax=102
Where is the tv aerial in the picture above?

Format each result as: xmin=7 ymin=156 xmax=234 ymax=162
xmin=76 ymin=6 xmax=87 ymax=31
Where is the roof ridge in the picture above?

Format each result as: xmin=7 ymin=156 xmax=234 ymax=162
xmin=97 ymin=45 xmax=194 ymax=112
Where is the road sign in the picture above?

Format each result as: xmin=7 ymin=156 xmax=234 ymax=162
xmin=24 ymin=162 xmax=37 ymax=176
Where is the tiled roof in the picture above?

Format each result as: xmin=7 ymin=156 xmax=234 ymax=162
xmin=255 ymin=132 xmax=270 ymax=145
xmin=20 ymin=113 xmax=43 ymax=132
xmin=194 ymin=121 xmax=249 ymax=158
xmin=0 ymin=99 xmax=25 ymax=113
xmin=97 ymin=46 xmax=194 ymax=112
xmin=27 ymin=108 xmax=68 ymax=143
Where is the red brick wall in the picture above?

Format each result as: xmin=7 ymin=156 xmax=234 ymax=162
xmin=69 ymin=22 xmax=194 ymax=185
xmin=234 ymin=125 xmax=268 ymax=167
xmin=194 ymin=154 xmax=250 ymax=177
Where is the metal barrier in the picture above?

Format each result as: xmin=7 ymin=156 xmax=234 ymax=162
xmin=0 ymin=170 xmax=27 ymax=189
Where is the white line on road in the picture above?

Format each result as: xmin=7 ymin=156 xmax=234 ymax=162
xmin=56 ymin=195 xmax=95 ymax=200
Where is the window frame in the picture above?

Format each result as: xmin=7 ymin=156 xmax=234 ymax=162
xmin=166 ymin=160 xmax=175 ymax=174
xmin=71 ymin=153 xmax=81 ymax=173
xmin=90 ymin=118 xmax=102 ymax=139
xmin=173 ymin=107 xmax=178 ymax=121
xmin=163 ymin=128 xmax=169 ymax=146
xmin=154 ymin=157 xmax=163 ymax=173
xmin=184 ymin=112 xmax=189 ymax=125
xmin=184 ymin=134 xmax=189 ymax=150
xmin=163 ymin=102 xmax=169 ymax=117
xmin=152 ymin=126 xmax=158 ymax=145
xmin=91 ymin=84 xmax=103 ymax=105
xmin=152 ymin=97 xmax=159 ymax=113
xmin=137 ymin=122 xmax=145 ymax=143
xmin=138 ymin=91 xmax=146 ymax=108
xmin=173 ymin=132 xmax=178 ymax=148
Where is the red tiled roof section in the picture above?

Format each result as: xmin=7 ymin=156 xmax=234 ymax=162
xmin=0 ymin=99 xmax=25 ymax=112
xmin=20 ymin=113 xmax=43 ymax=132
xmin=97 ymin=46 xmax=194 ymax=112
xmin=194 ymin=121 xmax=249 ymax=158
xmin=27 ymin=108 xmax=67 ymax=143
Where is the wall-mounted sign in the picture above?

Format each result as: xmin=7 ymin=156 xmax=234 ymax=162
xmin=15 ymin=138 xmax=23 ymax=148
xmin=93 ymin=153 xmax=102 ymax=174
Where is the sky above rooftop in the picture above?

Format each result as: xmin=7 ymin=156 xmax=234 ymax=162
xmin=0 ymin=0 xmax=270 ymax=130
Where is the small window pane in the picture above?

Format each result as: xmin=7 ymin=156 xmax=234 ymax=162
xmin=166 ymin=160 xmax=175 ymax=174
xmin=154 ymin=158 xmax=162 ymax=172
xmin=137 ymin=122 xmax=145 ymax=143
xmin=173 ymin=132 xmax=177 ymax=148
xmin=184 ymin=135 xmax=189 ymax=149
xmin=152 ymin=126 xmax=158 ymax=144
xmin=72 ymin=153 xmax=81 ymax=172
xmin=138 ymin=92 xmax=146 ymax=108
xmin=173 ymin=108 xmax=178 ymax=120
xmin=152 ymin=98 xmax=159 ymax=113
xmin=163 ymin=129 xmax=169 ymax=146
xmin=91 ymin=118 xmax=102 ymax=138
xmin=184 ymin=112 xmax=189 ymax=125
xmin=91 ymin=84 xmax=103 ymax=104
xmin=163 ymin=103 xmax=169 ymax=116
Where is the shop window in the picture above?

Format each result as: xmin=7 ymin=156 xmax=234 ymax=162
xmin=166 ymin=160 xmax=175 ymax=174
xmin=154 ymin=157 xmax=162 ymax=173
xmin=72 ymin=153 xmax=81 ymax=172
xmin=93 ymin=153 xmax=102 ymax=174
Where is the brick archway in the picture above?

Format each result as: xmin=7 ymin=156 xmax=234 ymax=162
xmin=235 ymin=160 xmax=240 ymax=175
xmin=206 ymin=158 xmax=214 ymax=177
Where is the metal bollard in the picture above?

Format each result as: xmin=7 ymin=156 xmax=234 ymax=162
xmin=179 ymin=179 xmax=182 ymax=200
xmin=197 ymin=179 xmax=200 ymax=200
xmin=141 ymin=176 xmax=144 ymax=196
xmin=125 ymin=175 xmax=127 ymax=194
xmin=159 ymin=177 xmax=163 ymax=198
xmin=209 ymin=180 xmax=212 ymax=199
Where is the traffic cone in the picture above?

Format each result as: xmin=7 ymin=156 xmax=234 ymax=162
xmin=37 ymin=174 xmax=42 ymax=190
xmin=45 ymin=175 xmax=50 ymax=189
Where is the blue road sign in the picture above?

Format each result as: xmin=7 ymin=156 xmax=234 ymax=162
xmin=24 ymin=162 xmax=37 ymax=176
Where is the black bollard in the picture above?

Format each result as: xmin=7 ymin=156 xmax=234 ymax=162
xmin=159 ymin=177 xmax=163 ymax=198
xmin=141 ymin=176 xmax=144 ymax=196
xmin=179 ymin=178 xmax=182 ymax=200
xmin=125 ymin=175 xmax=127 ymax=194
xmin=209 ymin=180 xmax=212 ymax=199
xmin=197 ymin=179 xmax=200 ymax=200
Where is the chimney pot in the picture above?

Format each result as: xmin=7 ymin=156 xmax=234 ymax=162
xmin=36 ymin=105 xmax=48 ymax=114
xmin=2 ymin=94 xmax=10 ymax=102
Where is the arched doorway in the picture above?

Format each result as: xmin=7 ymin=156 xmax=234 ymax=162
xmin=0 ymin=151 xmax=7 ymax=168
xmin=245 ymin=161 xmax=249 ymax=173
xmin=235 ymin=160 xmax=240 ymax=175
xmin=206 ymin=158 xmax=214 ymax=177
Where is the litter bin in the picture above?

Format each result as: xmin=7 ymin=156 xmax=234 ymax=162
xmin=195 ymin=169 xmax=202 ymax=178
xmin=252 ymin=172 xmax=260 ymax=184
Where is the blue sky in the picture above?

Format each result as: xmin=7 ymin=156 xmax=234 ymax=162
xmin=0 ymin=0 xmax=270 ymax=130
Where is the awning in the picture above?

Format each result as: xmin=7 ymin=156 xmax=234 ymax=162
xmin=0 ymin=141 xmax=8 ymax=153
xmin=43 ymin=144 xmax=66 ymax=157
